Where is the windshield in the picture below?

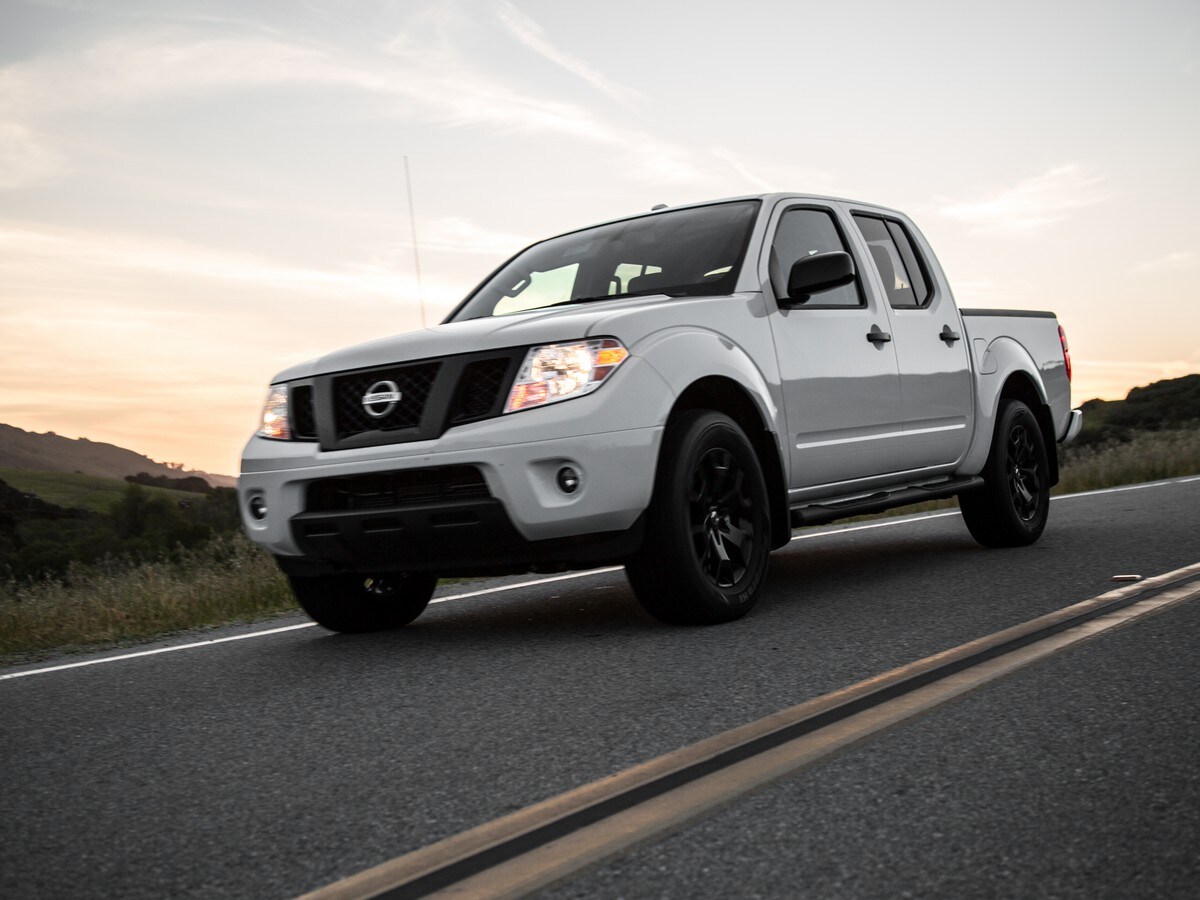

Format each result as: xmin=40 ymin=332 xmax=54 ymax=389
xmin=447 ymin=200 xmax=761 ymax=321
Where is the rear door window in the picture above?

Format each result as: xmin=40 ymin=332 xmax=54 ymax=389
xmin=852 ymin=214 xmax=931 ymax=309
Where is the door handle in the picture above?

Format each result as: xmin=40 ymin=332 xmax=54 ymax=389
xmin=940 ymin=325 xmax=962 ymax=344
xmin=867 ymin=324 xmax=892 ymax=344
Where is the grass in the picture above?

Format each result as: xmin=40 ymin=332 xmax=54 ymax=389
xmin=0 ymin=534 xmax=294 ymax=662
xmin=1 ymin=427 xmax=1198 ymax=664
xmin=0 ymin=466 xmax=190 ymax=514
xmin=1055 ymin=429 xmax=1200 ymax=494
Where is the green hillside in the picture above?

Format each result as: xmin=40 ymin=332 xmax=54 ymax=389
xmin=0 ymin=467 xmax=192 ymax=514
xmin=1077 ymin=374 xmax=1200 ymax=445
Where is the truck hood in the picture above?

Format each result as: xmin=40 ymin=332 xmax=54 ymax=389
xmin=269 ymin=293 xmax=699 ymax=382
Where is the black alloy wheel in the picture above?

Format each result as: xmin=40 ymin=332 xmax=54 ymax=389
xmin=627 ymin=409 xmax=771 ymax=625
xmin=960 ymin=399 xmax=1051 ymax=547
xmin=691 ymin=446 xmax=756 ymax=588
xmin=1006 ymin=419 xmax=1043 ymax=522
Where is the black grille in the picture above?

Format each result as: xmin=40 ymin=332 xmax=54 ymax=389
xmin=333 ymin=363 xmax=440 ymax=440
xmin=306 ymin=466 xmax=492 ymax=512
xmin=290 ymin=385 xmax=317 ymax=440
xmin=449 ymin=357 xmax=512 ymax=425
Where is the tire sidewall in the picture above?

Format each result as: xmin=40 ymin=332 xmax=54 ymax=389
xmin=657 ymin=411 xmax=770 ymax=618
xmin=990 ymin=401 xmax=1050 ymax=541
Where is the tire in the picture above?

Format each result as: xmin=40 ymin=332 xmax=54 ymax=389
xmin=626 ymin=410 xmax=771 ymax=625
xmin=287 ymin=572 xmax=437 ymax=633
xmin=959 ymin=399 xmax=1050 ymax=547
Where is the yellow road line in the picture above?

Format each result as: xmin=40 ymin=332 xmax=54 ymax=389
xmin=301 ymin=561 xmax=1200 ymax=900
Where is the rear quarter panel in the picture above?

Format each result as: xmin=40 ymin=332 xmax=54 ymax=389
xmin=960 ymin=310 xmax=1072 ymax=473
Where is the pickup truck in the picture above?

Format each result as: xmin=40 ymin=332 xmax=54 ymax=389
xmin=240 ymin=194 xmax=1082 ymax=630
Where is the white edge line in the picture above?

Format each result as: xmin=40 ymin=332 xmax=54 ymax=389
xmin=430 ymin=566 xmax=624 ymax=604
xmin=0 ymin=623 xmax=317 ymax=681
xmin=4 ymin=475 xmax=1198 ymax=682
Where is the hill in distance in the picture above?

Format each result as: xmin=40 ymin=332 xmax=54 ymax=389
xmin=1077 ymin=373 xmax=1200 ymax=443
xmin=1 ymin=373 xmax=1194 ymax=487
xmin=0 ymin=424 xmax=236 ymax=489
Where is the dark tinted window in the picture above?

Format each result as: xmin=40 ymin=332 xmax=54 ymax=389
xmin=448 ymin=201 xmax=760 ymax=321
xmin=852 ymin=214 xmax=931 ymax=309
xmin=769 ymin=208 xmax=862 ymax=308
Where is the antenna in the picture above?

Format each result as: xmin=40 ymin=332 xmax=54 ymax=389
xmin=403 ymin=155 xmax=427 ymax=328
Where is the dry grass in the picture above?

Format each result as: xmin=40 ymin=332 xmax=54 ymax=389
xmin=1056 ymin=429 xmax=1200 ymax=494
xmin=0 ymin=533 xmax=293 ymax=661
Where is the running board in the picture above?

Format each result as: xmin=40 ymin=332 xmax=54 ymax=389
xmin=789 ymin=476 xmax=983 ymax=527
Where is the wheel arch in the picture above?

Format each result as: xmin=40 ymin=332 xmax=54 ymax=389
xmin=997 ymin=371 xmax=1060 ymax=486
xmin=669 ymin=376 xmax=791 ymax=549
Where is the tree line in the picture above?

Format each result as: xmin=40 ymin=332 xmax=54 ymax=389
xmin=0 ymin=478 xmax=241 ymax=581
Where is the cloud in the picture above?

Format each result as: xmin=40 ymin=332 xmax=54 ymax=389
xmin=708 ymin=146 xmax=775 ymax=192
xmin=494 ymin=1 xmax=642 ymax=107
xmin=1134 ymin=250 xmax=1197 ymax=273
xmin=1 ymin=25 xmax=711 ymax=189
xmin=417 ymin=217 xmax=532 ymax=256
xmin=0 ymin=34 xmax=343 ymax=114
xmin=0 ymin=122 xmax=67 ymax=188
xmin=936 ymin=164 xmax=1110 ymax=236
xmin=0 ymin=219 xmax=461 ymax=309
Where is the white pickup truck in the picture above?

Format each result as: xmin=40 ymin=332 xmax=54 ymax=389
xmin=240 ymin=194 xmax=1082 ymax=630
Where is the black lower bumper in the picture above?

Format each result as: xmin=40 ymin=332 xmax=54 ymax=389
xmin=280 ymin=497 xmax=643 ymax=578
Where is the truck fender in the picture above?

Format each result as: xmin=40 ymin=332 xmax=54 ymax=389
xmin=962 ymin=336 xmax=1052 ymax=475
xmin=633 ymin=328 xmax=791 ymax=547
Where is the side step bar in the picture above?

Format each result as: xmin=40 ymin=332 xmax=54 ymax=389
xmin=790 ymin=476 xmax=983 ymax=527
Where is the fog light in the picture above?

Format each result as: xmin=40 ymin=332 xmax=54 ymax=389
xmin=556 ymin=467 xmax=581 ymax=494
xmin=248 ymin=496 xmax=268 ymax=521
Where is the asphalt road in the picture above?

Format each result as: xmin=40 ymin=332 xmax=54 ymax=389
xmin=2 ymin=477 xmax=1199 ymax=899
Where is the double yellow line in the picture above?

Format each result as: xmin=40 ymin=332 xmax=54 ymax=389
xmin=302 ymin=562 xmax=1200 ymax=900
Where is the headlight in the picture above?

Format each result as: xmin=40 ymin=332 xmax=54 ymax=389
xmin=257 ymin=385 xmax=291 ymax=440
xmin=505 ymin=339 xmax=630 ymax=413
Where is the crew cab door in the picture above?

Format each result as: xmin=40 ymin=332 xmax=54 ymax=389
xmin=846 ymin=207 xmax=973 ymax=468
xmin=762 ymin=202 xmax=906 ymax=489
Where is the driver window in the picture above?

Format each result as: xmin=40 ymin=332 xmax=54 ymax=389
xmin=770 ymin=209 xmax=862 ymax=308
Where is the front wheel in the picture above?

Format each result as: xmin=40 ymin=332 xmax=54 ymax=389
xmin=626 ymin=410 xmax=771 ymax=625
xmin=288 ymin=572 xmax=437 ymax=633
xmin=959 ymin=399 xmax=1050 ymax=547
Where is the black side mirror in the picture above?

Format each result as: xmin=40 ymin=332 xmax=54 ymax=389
xmin=785 ymin=251 xmax=856 ymax=304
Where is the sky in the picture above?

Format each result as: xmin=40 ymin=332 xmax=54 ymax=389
xmin=1 ymin=0 xmax=1198 ymax=476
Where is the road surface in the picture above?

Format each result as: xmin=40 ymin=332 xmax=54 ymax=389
xmin=2 ymin=477 xmax=1198 ymax=898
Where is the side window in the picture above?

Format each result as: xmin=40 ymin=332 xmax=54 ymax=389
xmin=852 ymin=214 xmax=931 ymax=309
xmin=770 ymin=208 xmax=862 ymax=308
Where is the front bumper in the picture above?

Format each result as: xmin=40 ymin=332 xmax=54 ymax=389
xmin=238 ymin=356 xmax=668 ymax=574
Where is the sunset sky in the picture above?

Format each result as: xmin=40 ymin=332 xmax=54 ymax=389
xmin=1 ymin=0 xmax=1198 ymax=476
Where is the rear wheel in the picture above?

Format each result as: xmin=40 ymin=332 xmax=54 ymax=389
xmin=287 ymin=572 xmax=437 ymax=632
xmin=626 ymin=410 xmax=771 ymax=625
xmin=959 ymin=399 xmax=1050 ymax=547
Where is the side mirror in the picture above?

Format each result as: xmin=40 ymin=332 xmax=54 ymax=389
xmin=785 ymin=251 xmax=856 ymax=304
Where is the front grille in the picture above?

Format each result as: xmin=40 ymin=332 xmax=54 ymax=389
xmin=306 ymin=466 xmax=492 ymax=512
xmin=290 ymin=385 xmax=317 ymax=440
xmin=333 ymin=363 xmax=440 ymax=441
xmin=449 ymin=357 xmax=513 ymax=425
